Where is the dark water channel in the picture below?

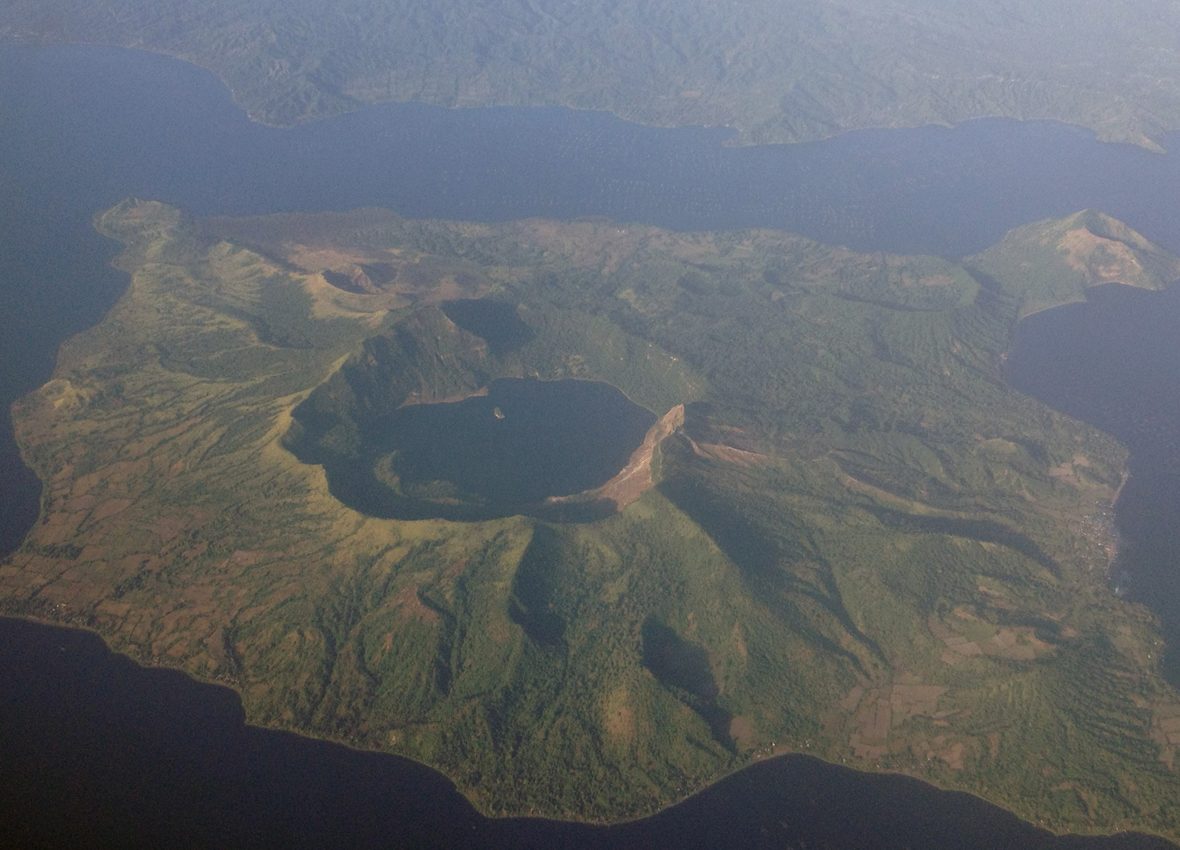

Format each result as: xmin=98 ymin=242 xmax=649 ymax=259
xmin=5 ymin=42 xmax=1180 ymax=847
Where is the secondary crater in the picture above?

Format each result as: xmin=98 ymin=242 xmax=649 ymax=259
xmin=439 ymin=299 xmax=534 ymax=354
xmin=291 ymin=377 xmax=658 ymax=522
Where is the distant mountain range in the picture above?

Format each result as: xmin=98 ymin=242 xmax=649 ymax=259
xmin=5 ymin=0 xmax=1180 ymax=148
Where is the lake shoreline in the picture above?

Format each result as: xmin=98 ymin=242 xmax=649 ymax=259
xmin=2 ymin=610 xmax=1173 ymax=846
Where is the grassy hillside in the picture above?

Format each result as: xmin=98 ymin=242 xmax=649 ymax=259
xmin=969 ymin=210 xmax=1180 ymax=318
xmin=5 ymin=1 xmax=1180 ymax=148
xmin=4 ymin=200 xmax=1180 ymax=838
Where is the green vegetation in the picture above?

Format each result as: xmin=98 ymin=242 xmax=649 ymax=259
xmin=971 ymin=210 xmax=1180 ymax=318
xmin=6 ymin=1 xmax=1180 ymax=148
xmin=4 ymin=199 xmax=1180 ymax=839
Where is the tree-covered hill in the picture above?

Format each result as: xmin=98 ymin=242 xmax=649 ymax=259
xmin=5 ymin=201 xmax=1180 ymax=840
xmin=5 ymin=1 xmax=1180 ymax=148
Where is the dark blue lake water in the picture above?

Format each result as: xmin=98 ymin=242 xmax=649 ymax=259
xmin=3 ymin=42 xmax=1180 ymax=848
xmin=300 ymin=377 xmax=656 ymax=521
xmin=1008 ymin=284 xmax=1180 ymax=685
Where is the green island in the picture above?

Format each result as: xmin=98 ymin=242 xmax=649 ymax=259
xmin=6 ymin=0 xmax=1180 ymax=149
xmin=4 ymin=200 xmax=1180 ymax=839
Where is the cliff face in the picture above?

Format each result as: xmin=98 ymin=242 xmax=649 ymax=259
xmin=548 ymin=403 xmax=686 ymax=511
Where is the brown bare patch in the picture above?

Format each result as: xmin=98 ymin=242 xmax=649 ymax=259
xmin=842 ymin=680 xmax=951 ymax=762
xmin=1049 ymin=452 xmax=1097 ymax=489
xmin=729 ymin=715 xmax=757 ymax=750
xmin=891 ymin=683 xmax=948 ymax=717
xmin=690 ymin=441 xmax=768 ymax=467
xmin=284 ymin=244 xmax=385 ymax=273
xmin=935 ymin=608 xmax=1054 ymax=663
xmin=90 ymin=498 xmax=134 ymax=523
xmin=731 ymin=622 xmax=749 ymax=663
xmin=1149 ymin=702 xmax=1180 ymax=768
xmin=937 ymin=738 xmax=967 ymax=770
xmin=1059 ymin=228 xmax=1146 ymax=284
xmin=392 ymin=584 xmax=439 ymax=624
